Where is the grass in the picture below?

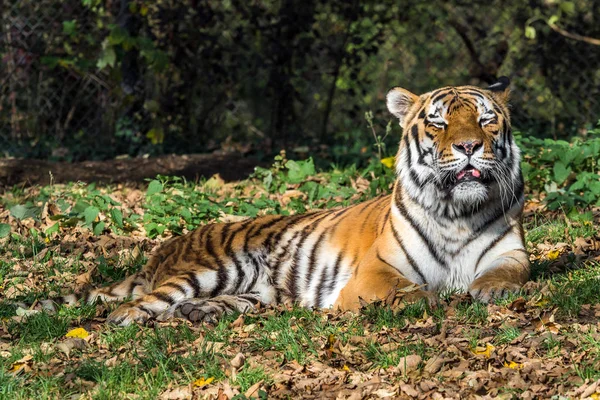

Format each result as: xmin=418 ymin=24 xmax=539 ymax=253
xmin=0 ymin=154 xmax=599 ymax=398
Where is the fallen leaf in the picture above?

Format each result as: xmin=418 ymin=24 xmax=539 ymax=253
xmin=397 ymin=354 xmax=422 ymax=374
xmin=547 ymin=249 xmax=561 ymax=260
xmin=244 ymin=380 xmax=263 ymax=398
xmin=471 ymin=343 xmax=495 ymax=358
xmin=159 ymin=386 xmax=192 ymax=400
xmin=193 ymin=376 xmax=214 ymax=387
xmin=504 ymin=361 xmax=523 ymax=370
xmin=65 ymin=327 xmax=90 ymax=339
xmin=230 ymin=353 xmax=245 ymax=370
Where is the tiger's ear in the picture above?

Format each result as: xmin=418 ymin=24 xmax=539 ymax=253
xmin=487 ymin=76 xmax=510 ymax=104
xmin=386 ymin=87 xmax=419 ymax=124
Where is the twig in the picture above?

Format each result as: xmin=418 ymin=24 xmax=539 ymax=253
xmin=548 ymin=23 xmax=600 ymax=46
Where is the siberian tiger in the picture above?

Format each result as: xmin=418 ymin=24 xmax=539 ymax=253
xmin=41 ymin=77 xmax=529 ymax=326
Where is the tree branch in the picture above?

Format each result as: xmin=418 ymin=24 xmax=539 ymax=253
xmin=548 ymin=22 xmax=600 ymax=46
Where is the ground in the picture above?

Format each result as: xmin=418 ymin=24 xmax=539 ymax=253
xmin=0 ymin=156 xmax=599 ymax=399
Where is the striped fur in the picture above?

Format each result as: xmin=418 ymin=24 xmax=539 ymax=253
xmin=42 ymin=78 xmax=529 ymax=326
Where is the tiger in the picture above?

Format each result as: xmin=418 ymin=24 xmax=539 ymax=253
xmin=38 ymin=77 xmax=529 ymax=326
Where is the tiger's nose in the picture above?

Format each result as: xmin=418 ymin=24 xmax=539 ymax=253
xmin=452 ymin=140 xmax=482 ymax=156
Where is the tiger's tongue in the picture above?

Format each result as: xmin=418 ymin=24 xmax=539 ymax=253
xmin=457 ymin=168 xmax=481 ymax=180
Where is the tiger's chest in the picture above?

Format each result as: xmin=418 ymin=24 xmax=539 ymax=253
xmin=390 ymin=203 xmax=514 ymax=292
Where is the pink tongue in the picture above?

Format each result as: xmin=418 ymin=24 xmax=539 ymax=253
xmin=457 ymin=168 xmax=481 ymax=180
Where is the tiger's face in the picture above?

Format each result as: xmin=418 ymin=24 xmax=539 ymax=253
xmin=387 ymin=78 xmax=522 ymax=209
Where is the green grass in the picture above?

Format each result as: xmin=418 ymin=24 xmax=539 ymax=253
xmin=547 ymin=262 xmax=600 ymax=316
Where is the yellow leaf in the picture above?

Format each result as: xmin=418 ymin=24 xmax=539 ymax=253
xmin=342 ymin=364 xmax=350 ymax=372
xmin=380 ymin=157 xmax=395 ymax=169
xmin=65 ymin=327 xmax=89 ymax=339
xmin=471 ymin=343 xmax=495 ymax=358
xmin=547 ymin=249 xmax=560 ymax=260
xmin=9 ymin=363 xmax=26 ymax=373
xmin=534 ymin=298 xmax=549 ymax=307
xmin=503 ymin=361 xmax=523 ymax=370
xmin=590 ymin=394 xmax=600 ymax=400
xmin=193 ymin=377 xmax=214 ymax=387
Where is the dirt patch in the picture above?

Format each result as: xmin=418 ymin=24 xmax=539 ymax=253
xmin=0 ymin=153 xmax=265 ymax=189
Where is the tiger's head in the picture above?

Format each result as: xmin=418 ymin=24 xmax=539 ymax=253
xmin=386 ymin=78 xmax=523 ymax=212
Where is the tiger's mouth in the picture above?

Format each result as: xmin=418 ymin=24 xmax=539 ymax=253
xmin=443 ymin=164 xmax=493 ymax=191
xmin=456 ymin=165 xmax=482 ymax=182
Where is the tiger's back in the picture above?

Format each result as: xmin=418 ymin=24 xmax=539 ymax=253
xmin=42 ymin=77 xmax=530 ymax=325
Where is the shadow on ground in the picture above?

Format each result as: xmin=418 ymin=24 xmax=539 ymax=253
xmin=0 ymin=153 xmax=265 ymax=189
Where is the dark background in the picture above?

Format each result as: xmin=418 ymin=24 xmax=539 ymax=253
xmin=2 ymin=0 xmax=600 ymax=164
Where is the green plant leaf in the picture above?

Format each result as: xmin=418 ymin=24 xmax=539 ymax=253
xmin=110 ymin=208 xmax=123 ymax=228
xmin=553 ymin=162 xmax=571 ymax=185
xmin=84 ymin=206 xmax=100 ymax=226
xmin=0 ymin=223 xmax=10 ymax=238
xmin=286 ymin=159 xmax=315 ymax=184
xmin=45 ymin=222 xmax=60 ymax=236
xmin=10 ymin=205 xmax=28 ymax=220
xmin=93 ymin=221 xmax=105 ymax=235
xmin=525 ymin=26 xmax=536 ymax=40
xmin=147 ymin=180 xmax=163 ymax=196
xmin=97 ymin=46 xmax=116 ymax=69
xmin=559 ymin=1 xmax=575 ymax=15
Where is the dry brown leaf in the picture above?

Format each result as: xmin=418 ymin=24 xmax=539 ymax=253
xmin=397 ymin=354 xmax=421 ymax=375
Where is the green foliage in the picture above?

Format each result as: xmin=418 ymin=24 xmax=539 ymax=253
xmin=518 ymin=124 xmax=600 ymax=210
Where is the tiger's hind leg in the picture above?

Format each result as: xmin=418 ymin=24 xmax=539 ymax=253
xmin=156 ymin=293 xmax=263 ymax=324
xmin=38 ymin=272 xmax=151 ymax=312
xmin=104 ymin=266 xmax=227 ymax=326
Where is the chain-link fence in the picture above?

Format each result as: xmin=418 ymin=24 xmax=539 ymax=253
xmin=2 ymin=0 xmax=600 ymax=160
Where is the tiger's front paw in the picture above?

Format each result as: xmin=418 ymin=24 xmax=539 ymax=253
xmin=106 ymin=304 xmax=151 ymax=326
xmin=469 ymin=281 xmax=522 ymax=303
xmin=387 ymin=285 xmax=438 ymax=308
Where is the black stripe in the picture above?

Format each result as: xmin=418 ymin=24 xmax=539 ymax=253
xmin=315 ymin=262 xmax=330 ymax=308
xmin=224 ymin=223 xmax=252 ymax=294
xmin=389 ymin=220 xmax=427 ymax=284
xmin=287 ymin=212 xmax=332 ymax=300
xmin=431 ymin=89 xmax=452 ymax=105
xmin=138 ymin=304 xmax=153 ymax=316
xmin=380 ymin=207 xmax=391 ymax=235
xmin=395 ymin=189 xmax=448 ymax=269
xmin=184 ymin=272 xmax=201 ymax=297
xmin=151 ymin=291 xmax=175 ymax=304
xmin=246 ymin=256 xmax=262 ymax=291
xmin=161 ymin=282 xmax=187 ymax=295
xmin=267 ymin=212 xmax=325 ymax=250
xmin=325 ymin=247 xmax=346 ymax=297
xmin=460 ymin=90 xmax=486 ymax=99
xmin=270 ymin=230 xmax=302 ymax=288
xmin=210 ymin=263 xmax=229 ymax=297
xmin=329 ymin=207 xmax=353 ymax=221
xmin=305 ymin=227 xmax=332 ymax=300
xmin=244 ymin=215 xmax=287 ymax=253
xmin=359 ymin=199 xmax=380 ymax=234
xmin=403 ymin=130 xmax=412 ymax=166
xmin=474 ymin=225 xmax=515 ymax=275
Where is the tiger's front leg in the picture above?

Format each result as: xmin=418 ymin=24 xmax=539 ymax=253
xmin=334 ymin=253 xmax=434 ymax=312
xmin=469 ymin=249 xmax=530 ymax=303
